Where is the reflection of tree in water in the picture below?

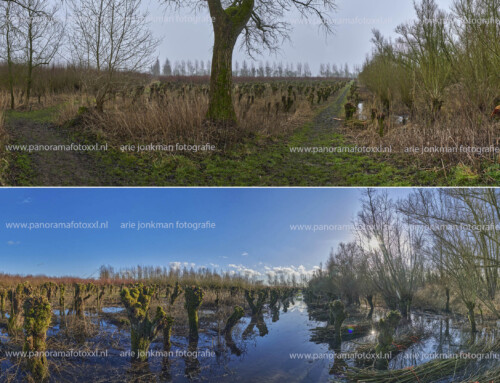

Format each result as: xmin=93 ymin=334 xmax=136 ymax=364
xmin=225 ymin=331 xmax=243 ymax=356
xmin=329 ymin=354 xmax=347 ymax=376
xmin=160 ymin=356 xmax=172 ymax=382
xmin=242 ymin=315 xmax=268 ymax=339
xmin=128 ymin=360 xmax=155 ymax=383
xmin=283 ymin=299 xmax=291 ymax=313
xmin=271 ymin=305 xmax=280 ymax=322
xmin=256 ymin=316 xmax=269 ymax=336
xmin=184 ymin=339 xmax=201 ymax=379
xmin=222 ymin=306 xmax=245 ymax=356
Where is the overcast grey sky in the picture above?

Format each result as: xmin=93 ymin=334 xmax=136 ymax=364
xmin=140 ymin=0 xmax=455 ymax=74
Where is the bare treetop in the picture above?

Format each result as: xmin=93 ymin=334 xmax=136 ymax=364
xmin=163 ymin=0 xmax=337 ymax=57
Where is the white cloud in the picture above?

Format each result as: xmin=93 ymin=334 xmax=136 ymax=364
xmin=169 ymin=262 xmax=196 ymax=271
xmin=7 ymin=241 xmax=20 ymax=246
xmin=228 ymin=264 xmax=261 ymax=278
xmin=264 ymin=264 xmax=318 ymax=281
xmin=241 ymin=252 xmax=249 ymax=257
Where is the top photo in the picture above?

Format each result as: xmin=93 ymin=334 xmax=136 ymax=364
xmin=0 ymin=0 xmax=498 ymax=187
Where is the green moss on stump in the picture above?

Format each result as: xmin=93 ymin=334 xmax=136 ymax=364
xmin=73 ymin=283 xmax=92 ymax=319
xmin=224 ymin=306 xmax=244 ymax=335
xmin=162 ymin=315 xmax=174 ymax=351
xmin=121 ymin=284 xmax=168 ymax=362
xmin=23 ymin=295 xmax=52 ymax=381
xmin=0 ymin=288 xmax=7 ymax=319
xmin=244 ymin=289 xmax=268 ymax=316
xmin=8 ymin=282 xmax=32 ymax=336
xmin=169 ymin=282 xmax=183 ymax=306
xmin=184 ymin=286 xmax=204 ymax=342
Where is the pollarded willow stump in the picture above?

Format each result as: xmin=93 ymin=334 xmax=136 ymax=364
xmin=8 ymin=282 xmax=32 ymax=336
xmin=345 ymin=102 xmax=356 ymax=120
xmin=121 ymin=284 xmax=168 ymax=362
xmin=224 ymin=306 xmax=244 ymax=356
xmin=23 ymin=295 xmax=52 ymax=381
xmin=375 ymin=310 xmax=401 ymax=370
xmin=184 ymin=286 xmax=204 ymax=342
xmin=224 ymin=306 xmax=244 ymax=335
xmin=162 ymin=315 xmax=174 ymax=351
xmin=0 ymin=288 xmax=7 ymax=319
xmin=329 ymin=300 xmax=348 ymax=346
xmin=170 ymin=282 xmax=183 ymax=306
xmin=244 ymin=289 xmax=268 ymax=316
xmin=73 ymin=283 xmax=92 ymax=319
xmin=59 ymin=284 xmax=66 ymax=317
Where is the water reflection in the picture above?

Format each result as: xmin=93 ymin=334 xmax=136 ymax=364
xmin=4 ymin=300 xmax=496 ymax=382
xmin=242 ymin=314 xmax=268 ymax=339
xmin=160 ymin=356 xmax=172 ymax=382
xmin=184 ymin=339 xmax=201 ymax=379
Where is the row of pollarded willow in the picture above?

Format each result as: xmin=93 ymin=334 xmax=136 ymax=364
xmin=0 ymin=281 xmax=53 ymax=381
xmin=119 ymin=282 xmax=298 ymax=362
xmin=308 ymin=188 xmax=500 ymax=334
xmin=1 ymin=0 xmax=340 ymax=126
xmin=0 ymin=278 xmax=298 ymax=383
xmin=1 ymin=277 xmax=298 ymax=366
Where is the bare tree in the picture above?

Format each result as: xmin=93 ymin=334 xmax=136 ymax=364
xmin=356 ymin=189 xmax=424 ymax=319
xmin=17 ymin=0 xmax=63 ymax=102
xmin=163 ymin=0 xmax=338 ymax=126
xmin=69 ymin=0 xmax=160 ymax=112
xmin=395 ymin=0 xmax=452 ymax=116
xmin=400 ymin=189 xmax=500 ymax=328
xmin=0 ymin=1 xmax=20 ymax=108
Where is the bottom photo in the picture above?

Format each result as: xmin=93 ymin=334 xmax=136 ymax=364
xmin=0 ymin=188 xmax=499 ymax=383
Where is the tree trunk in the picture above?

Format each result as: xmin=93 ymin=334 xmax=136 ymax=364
xmin=466 ymin=301 xmax=477 ymax=333
xmin=444 ymin=287 xmax=450 ymax=313
xmin=5 ymin=2 xmax=15 ymax=109
xmin=26 ymin=17 xmax=34 ymax=103
xmin=206 ymin=0 xmax=254 ymax=125
xmin=366 ymin=295 xmax=374 ymax=320
xmin=398 ymin=295 xmax=412 ymax=320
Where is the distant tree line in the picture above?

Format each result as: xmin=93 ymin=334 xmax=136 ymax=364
xmin=150 ymin=58 xmax=212 ymax=77
xmin=152 ymin=57 xmax=358 ymax=78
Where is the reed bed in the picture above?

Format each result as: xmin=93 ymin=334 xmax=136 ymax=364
xmin=347 ymin=339 xmax=500 ymax=383
xmin=353 ymin=96 xmax=500 ymax=170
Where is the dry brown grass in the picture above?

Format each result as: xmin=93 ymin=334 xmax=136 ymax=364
xmin=349 ymin=89 xmax=500 ymax=171
xmin=0 ymin=273 xmax=133 ymax=289
xmin=82 ymin=89 xmax=315 ymax=149
xmin=412 ymin=283 xmax=500 ymax=321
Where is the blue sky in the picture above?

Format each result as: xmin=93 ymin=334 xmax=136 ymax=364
xmin=0 ymin=188 xmax=411 ymax=279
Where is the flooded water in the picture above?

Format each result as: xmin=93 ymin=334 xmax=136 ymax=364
xmin=357 ymin=103 xmax=366 ymax=120
xmin=101 ymin=306 xmax=125 ymax=314
xmin=389 ymin=313 xmax=491 ymax=370
xmin=0 ymin=298 xmax=497 ymax=382
xmin=356 ymin=102 xmax=409 ymax=125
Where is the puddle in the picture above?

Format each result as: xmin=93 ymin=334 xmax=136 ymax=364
xmin=101 ymin=307 xmax=125 ymax=314
xmin=357 ymin=103 xmax=367 ymax=120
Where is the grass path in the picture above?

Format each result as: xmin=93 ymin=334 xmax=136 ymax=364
xmin=5 ymin=109 xmax=106 ymax=186
xmin=3 ymin=87 xmax=498 ymax=186
xmin=183 ymin=85 xmax=446 ymax=186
